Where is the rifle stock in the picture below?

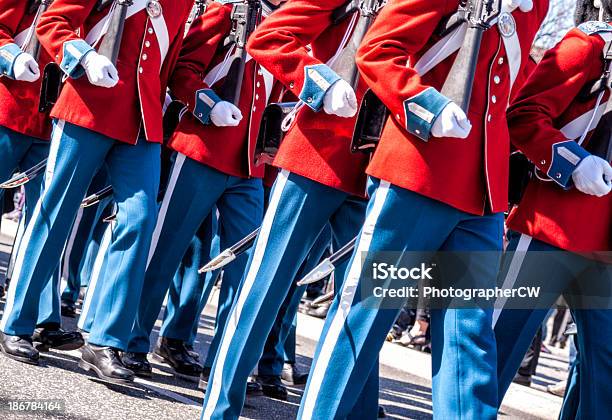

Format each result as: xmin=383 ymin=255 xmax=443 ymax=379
xmin=440 ymin=0 xmax=501 ymax=112
xmin=22 ymin=0 xmax=53 ymax=61
xmin=439 ymin=26 xmax=483 ymax=111
xmin=331 ymin=0 xmax=382 ymax=89
xmin=97 ymin=0 xmax=132 ymax=66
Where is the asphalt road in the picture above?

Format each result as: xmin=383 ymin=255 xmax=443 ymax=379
xmin=0 ymin=223 xmax=564 ymax=420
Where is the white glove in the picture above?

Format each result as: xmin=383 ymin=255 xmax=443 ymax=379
xmin=323 ymin=79 xmax=358 ymax=118
xmin=571 ymin=155 xmax=612 ymax=197
xmin=13 ymin=53 xmax=40 ymax=82
xmin=503 ymin=0 xmax=533 ymax=12
xmin=431 ymin=102 xmax=472 ymax=139
xmin=210 ymin=101 xmax=243 ymax=127
xmin=81 ymin=51 xmax=119 ymax=88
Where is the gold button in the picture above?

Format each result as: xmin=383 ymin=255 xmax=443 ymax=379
xmin=148 ymin=28 xmax=154 ymax=34
xmin=540 ymin=160 xmax=546 ymax=165
xmin=307 ymin=97 xmax=313 ymax=103
xmin=256 ymin=82 xmax=260 ymax=88
xmin=139 ymin=67 xmax=143 ymax=73
xmin=289 ymin=82 xmax=295 ymax=88
xmin=252 ymin=106 xmax=256 ymax=111
xmin=491 ymin=95 xmax=497 ymax=104
xmin=494 ymin=76 xmax=501 ymax=84
xmin=396 ymin=114 xmax=401 ymax=120
xmin=487 ymin=114 xmax=492 ymax=122
xmin=415 ymin=129 xmax=421 ymax=135
xmin=498 ymin=57 xmax=504 ymax=65
xmin=145 ymin=41 xmax=151 ymax=48
xmin=556 ymin=173 xmax=562 ymax=179
xmin=255 ymin=94 xmax=259 ymax=100
xmin=142 ymin=54 xmax=148 ymax=61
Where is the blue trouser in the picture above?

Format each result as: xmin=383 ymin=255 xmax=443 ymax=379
xmin=258 ymin=225 xmax=331 ymax=377
xmin=128 ymin=155 xmax=263 ymax=364
xmin=1 ymin=121 xmax=160 ymax=348
xmin=297 ymin=178 xmax=504 ymax=420
xmin=560 ymin=340 xmax=579 ymax=420
xmin=494 ymin=233 xmax=612 ymax=418
xmin=60 ymin=168 xmax=110 ymax=303
xmin=159 ymin=212 xmax=217 ymax=344
xmin=77 ymin=222 xmax=113 ymax=332
xmin=0 ymin=125 xmax=62 ymax=327
xmin=202 ymin=171 xmax=378 ymax=420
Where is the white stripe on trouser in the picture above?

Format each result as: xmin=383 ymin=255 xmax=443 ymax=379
xmin=146 ymin=153 xmax=186 ymax=268
xmin=7 ymin=213 xmax=26 ymax=278
xmin=492 ymin=234 xmax=533 ymax=328
xmin=203 ymin=170 xmax=290 ymax=418
xmin=301 ymin=181 xmax=391 ymax=420
xmin=77 ymin=224 xmax=113 ymax=330
xmin=1 ymin=120 xmax=65 ymax=332
xmin=60 ymin=207 xmax=84 ymax=294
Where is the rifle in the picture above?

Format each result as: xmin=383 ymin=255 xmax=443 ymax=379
xmin=440 ymin=0 xmax=501 ymax=112
xmin=330 ymin=0 xmax=385 ymax=89
xmin=23 ymin=0 xmax=53 ymax=61
xmin=218 ymin=0 xmax=262 ymax=106
xmin=97 ymin=0 xmax=133 ymax=66
xmin=351 ymin=0 xmax=501 ymax=153
xmin=187 ymin=0 xmax=208 ymax=31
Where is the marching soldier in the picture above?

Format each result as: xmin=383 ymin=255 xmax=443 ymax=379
xmin=202 ymin=0 xmax=381 ymax=418
xmin=494 ymin=0 xmax=612 ymax=416
xmin=0 ymin=0 xmax=194 ymax=382
xmin=123 ymin=0 xmax=282 ymax=381
xmin=0 ymin=0 xmax=84 ymax=364
xmin=294 ymin=0 xmax=548 ymax=418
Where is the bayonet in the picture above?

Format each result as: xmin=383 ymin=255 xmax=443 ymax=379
xmin=81 ymin=185 xmax=113 ymax=208
xmin=297 ymin=236 xmax=357 ymax=286
xmin=198 ymin=227 xmax=260 ymax=273
xmin=0 ymin=159 xmax=47 ymax=189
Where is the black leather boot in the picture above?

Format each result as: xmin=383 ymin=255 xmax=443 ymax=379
xmin=78 ymin=344 xmax=134 ymax=384
xmin=257 ymin=375 xmax=288 ymax=401
xmin=60 ymin=300 xmax=77 ymax=318
xmin=122 ymin=352 xmax=153 ymax=378
xmin=152 ymin=337 xmax=202 ymax=381
xmin=281 ymin=362 xmax=308 ymax=385
xmin=0 ymin=332 xmax=39 ymax=365
xmin=32 ymin=326 xmax=84 ymax=352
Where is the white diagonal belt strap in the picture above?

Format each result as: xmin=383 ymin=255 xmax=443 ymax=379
xmin=413 ymin=22 xmax=467 ymax=77
xmin=150 ymin=12 xmax=170 ymax=67
xmin=14 ymin=27 xmax=32 ymax=49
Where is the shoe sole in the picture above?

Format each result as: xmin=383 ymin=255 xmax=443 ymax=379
xmin=151 ymin=353 xmax=200 ymax=383
xmin=35 ymin=340 xmax=85 ymax=353
xmin=0 ymin=345 xmax=39 ymax=366
xmin=78 ymin=358 xmax=134 ymax=385
xmin=261 ymin=390 xmax=286 ymax=401
xmin=281 ymin=377 xmax=307 ymax=387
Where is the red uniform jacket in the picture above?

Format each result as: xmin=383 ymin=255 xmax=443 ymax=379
xmin=356 ymin=0 xmax=548 ymax=215
xmin=168 ymin=1 xmax=274 ymax=179
xmin=246 ymin=0 xmax=370 ymax=197
xmin=37 ymin=0 xmax=193 ymax=144
xmin=507 ymin=25 xmax=612 ymax=253
xmin=0 ymin=0 xmax=53 ymax=140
